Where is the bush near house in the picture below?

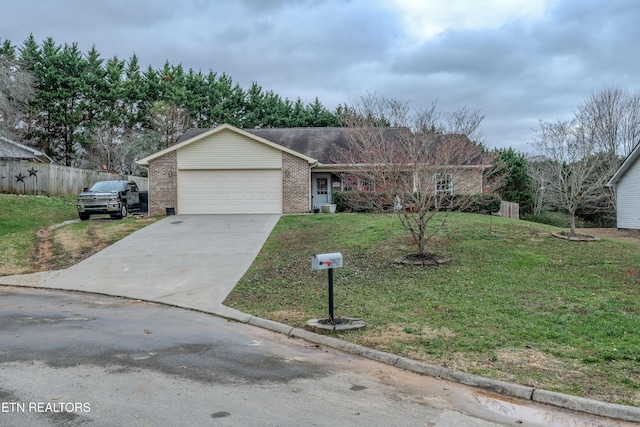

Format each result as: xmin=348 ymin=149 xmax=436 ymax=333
xmin=332 ymin=190 xmax=394 ymax=213
xmin=333 ymin=190 xmax=502 ymax=215
xmin=458 ymin=193 xmax=502 ymax=214
xmin=521 ymin=211 xmax=599 ymax=229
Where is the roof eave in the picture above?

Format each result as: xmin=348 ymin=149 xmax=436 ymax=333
xmin=607 ymin=143 xmax=640 ymax=187
xmin=136 ymin=124 xmax=318 ymax=166
xmin=312 ymin=163 xmax=492 ymax=170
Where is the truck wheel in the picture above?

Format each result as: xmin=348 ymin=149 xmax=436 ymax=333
xmin=118 ymin=204 xmax=128 ymax=219
xmin=79 ymin=213 xmax=90 ymax=221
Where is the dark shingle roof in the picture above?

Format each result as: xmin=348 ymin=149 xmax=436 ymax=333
xmin=176 ymin=128 xmax=209 ymax=143
xmin=175 ymin=126 xmax=487 ymax=166
xmin=247 ymin=127 xmax=413 ymax=164
xmin=176 ymin=126 xmax=410 ymax=165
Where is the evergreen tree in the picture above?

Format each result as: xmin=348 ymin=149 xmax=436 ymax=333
xmin=122 ymin=54 xmax=144 ymax=130
xmin=486 ymin=147 xmax=533 ymax=212
xmin=0 ymin=39 xmax=16 ymax=59
xmin=290 ymin=98 xmax=308 ymax=127
xmin=184 ymin=69 xmax=209 ymax=127
xmin=82 ymin=46 xmax=107 ymax=126
xmin=56 ymin=42 xmax=87 ymax=165
xmin=11 ymin=34 xmax=341 ymax=167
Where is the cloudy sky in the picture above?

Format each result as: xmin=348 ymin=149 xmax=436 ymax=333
xmin=3 ymin=0 xmax=639 ymax=153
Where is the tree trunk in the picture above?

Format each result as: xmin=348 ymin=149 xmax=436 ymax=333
xmin=569 ymin=211 xmax=577 ymax=235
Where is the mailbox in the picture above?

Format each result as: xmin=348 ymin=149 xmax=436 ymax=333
xmin=312 ymin=252 xmax=343 ymax=270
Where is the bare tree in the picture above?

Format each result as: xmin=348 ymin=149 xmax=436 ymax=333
xmin=82 ymin=126 xmax=123 ymax=172
xmin=569 ymin=86 xmax=639 ymax=225
xmin=83 ymin=126 xmax=160 ymax=175
xmin=525 ymin=155 xmax=553 ymax=216
xmin=0 ymin=56 xmax=34 ymax=137
xmin=576 ymin=86 xmax=640 ymax=158
xmin=149 ymin=101 xmax=193 ymax=150
xmin=620 ymin=91 xmax=640 ymax=155
xmin=337 ymin=95 xmax=489 ymax=256
xmin=530 ymin=119 xmax=613 ymax=234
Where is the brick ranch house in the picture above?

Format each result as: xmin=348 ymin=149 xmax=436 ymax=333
xmin=137 ymin=124 xmax=490 ymax=215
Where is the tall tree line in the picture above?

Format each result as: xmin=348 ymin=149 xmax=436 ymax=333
xmin=0 ymin=35 xmax=341 ymax=172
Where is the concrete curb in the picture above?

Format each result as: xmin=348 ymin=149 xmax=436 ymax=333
xmin=2 ymin=277 xmax=638 ymax=423
xmin=532 ymin=389 xmax=640 ymax=422
xmin=215 ymin=307 xmax=640 ymax=423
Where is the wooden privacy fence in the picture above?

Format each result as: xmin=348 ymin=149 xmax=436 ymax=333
xmin=498 ymin=201 xmax=519 ymax=220
xmin=0 ymin=160 xmax=148 ymax=197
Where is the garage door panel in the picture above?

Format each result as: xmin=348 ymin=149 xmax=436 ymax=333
xmin=178 ymin=170 xmax=282 ymax=214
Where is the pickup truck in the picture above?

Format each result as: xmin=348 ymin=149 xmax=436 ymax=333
xmin=77 ymin=180 xmax=140 ymax=220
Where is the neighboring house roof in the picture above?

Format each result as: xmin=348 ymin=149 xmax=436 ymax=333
xmin=607 ymin=142 xmax=640 ymax=186
xmin=137 ymin=124 xmax=317 ymax=166
xmin=0 ymin=135 xmax=52 ymax=163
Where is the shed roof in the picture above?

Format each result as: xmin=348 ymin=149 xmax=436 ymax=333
xmin=0 ymin=136 xmax=52 ymax=163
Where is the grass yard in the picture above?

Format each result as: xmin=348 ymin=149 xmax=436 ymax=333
xmin=0 ymin=194 xmax=77 ymax=273
xmin=226 ymin=213 xmax=640 ymax=406
xmin=0 ymin=194 xmax=157 ymax=274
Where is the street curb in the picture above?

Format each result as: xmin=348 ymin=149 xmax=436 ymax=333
xmin=215 ymin=308 xmax=640 ymax=423
xmin=532 ymin=389 xmax=640 ymax=423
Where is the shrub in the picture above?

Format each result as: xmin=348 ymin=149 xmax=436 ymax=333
xmin=522 ymin=211 xmax=599 ymax=228
xmin=331 ymin=190 xmax=351 ymax=212
xmin=332 ymin=190 xmax=397 ymax=213
xmin=333 ymin=190 xmax=503 ymax=215
xmin=460 ymin=193 xmax=502 ymax=214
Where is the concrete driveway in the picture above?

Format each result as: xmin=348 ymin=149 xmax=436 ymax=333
xmin=0 ymin=214 xmax=280 ymax=315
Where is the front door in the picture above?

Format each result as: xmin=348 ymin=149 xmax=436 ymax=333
xmin=312 ymin=173 xmax=331 ymax=210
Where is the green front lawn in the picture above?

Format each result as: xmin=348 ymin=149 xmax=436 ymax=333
xmin=226 ymin=213 xmax=640 ymax=406
xmin=0 ymin=194 xmax=77 ymax=273
xmin=0 ymin=194 xmax=157 ymax=273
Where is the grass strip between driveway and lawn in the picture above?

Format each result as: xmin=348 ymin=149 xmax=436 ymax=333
xmin=0 ymin=194 xmax=158 ymax=274
xmin=225 ymin=212 xmax=640 ymax=407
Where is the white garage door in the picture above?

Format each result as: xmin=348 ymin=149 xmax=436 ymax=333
xmin=178 ymin=170 xmax=282 ymax=214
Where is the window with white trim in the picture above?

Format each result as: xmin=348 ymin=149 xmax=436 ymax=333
xmin=434 ymin=173 xmax=453 ymax=195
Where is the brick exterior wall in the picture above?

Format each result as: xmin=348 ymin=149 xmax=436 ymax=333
xmin=147 ymin=150 xmax=309 ymax=215
xmin=282 ymin=152 xmax=310 ymax=213
xmin=148 ymin=151 xmax=177 ymax=216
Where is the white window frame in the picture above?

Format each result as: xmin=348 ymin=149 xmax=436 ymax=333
xmin=434 ymin=173 xmax=453 ymax=195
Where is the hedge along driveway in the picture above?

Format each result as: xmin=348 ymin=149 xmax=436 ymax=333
xmin=225 ymin=212 xmax=640 ymax=407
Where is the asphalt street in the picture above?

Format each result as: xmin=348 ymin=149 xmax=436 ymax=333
xmin=1 ymin=287 xmax=635 ymax=427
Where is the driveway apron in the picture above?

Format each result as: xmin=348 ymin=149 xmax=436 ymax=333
xmin=0 ymin=215 xmax=280 ymax=313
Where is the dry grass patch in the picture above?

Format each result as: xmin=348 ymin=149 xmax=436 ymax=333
xmin=27 ymin=217 xmax=160 ymax=272
xmin=269 ymin=310 xmax=308 ymax=325
xmin=0 ymin=246 xmax=29 ymax=275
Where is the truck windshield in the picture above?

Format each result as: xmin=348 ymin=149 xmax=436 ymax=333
xmin=89 ymin=181 xmax=125 ymax=192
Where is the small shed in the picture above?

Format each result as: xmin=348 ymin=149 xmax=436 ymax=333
xmin=607 ymin=143 xmax=640 ymax=230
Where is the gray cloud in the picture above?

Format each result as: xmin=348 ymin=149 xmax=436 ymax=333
xmin=2 ymin=0 xmax=640 ymax=153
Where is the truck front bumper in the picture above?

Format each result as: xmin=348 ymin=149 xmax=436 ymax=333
xmin=77 ymin=202 xmax=121 ymax=214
